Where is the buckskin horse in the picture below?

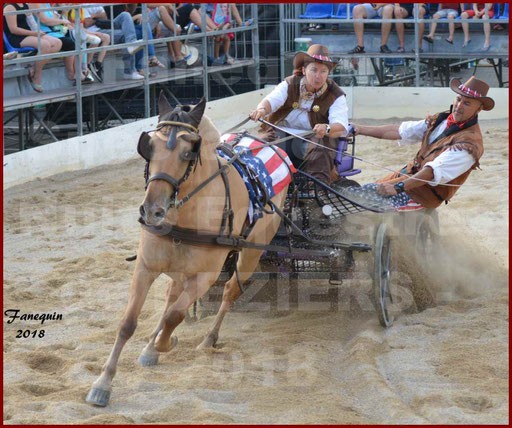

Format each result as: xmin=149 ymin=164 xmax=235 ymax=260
xmin=86 ymin=93 xmax=289 ymax=407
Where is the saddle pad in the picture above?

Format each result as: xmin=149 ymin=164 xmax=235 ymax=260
xmin=219 ymin=133 xmax=297 ymax=198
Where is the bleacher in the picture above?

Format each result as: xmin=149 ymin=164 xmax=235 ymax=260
xmin=280 ymin=3 xmax=508 ymax=86
xmin=3 ymin=3 xmax=259 ymax=153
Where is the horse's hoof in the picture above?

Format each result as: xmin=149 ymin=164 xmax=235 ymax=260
xmin=138 ymin=352 xmax=159 ymax=366
xmin=85 ymin=387 xmax=111 ymax=407
xmin=197 ymin=334 xmax=217 ymax=350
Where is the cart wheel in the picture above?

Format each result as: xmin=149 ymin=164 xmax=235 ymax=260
xmin=373 ymin=222 xmax=394 ymax=327
xmin=415 ymin=210 xmax=439 ymax=265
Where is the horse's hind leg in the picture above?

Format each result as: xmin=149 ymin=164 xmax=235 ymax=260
xmin=154 ymin=272 xmax=218 ymax=352
xmin=86 ymin=262 xmax=159 ymax=407
xmin=138 ymin=278 xmax=184 ymax=366
xmin=197 ymin=249 xmax=262 ymax=349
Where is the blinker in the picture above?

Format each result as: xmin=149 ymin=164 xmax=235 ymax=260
xmin=137 ymin=131 xmax=152 ymax=161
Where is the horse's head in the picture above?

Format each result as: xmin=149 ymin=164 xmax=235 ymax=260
xmin=138 ymin=91 xmax=206 ymax=226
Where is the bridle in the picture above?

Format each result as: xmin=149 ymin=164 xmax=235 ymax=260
xmin=140 ymin=119 xmax=202 ymax=207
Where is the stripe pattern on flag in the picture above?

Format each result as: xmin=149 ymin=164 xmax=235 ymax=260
xmin=395 ymin=199 xmax=424 ymax=212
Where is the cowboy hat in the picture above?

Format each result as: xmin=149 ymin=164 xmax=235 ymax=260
xmin=293 ymin=44 xmax=337 ymax=71
xmin=450 ymin=76 xmax=495 ymax=111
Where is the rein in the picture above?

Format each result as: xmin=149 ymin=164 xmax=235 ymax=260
xmin=257 ymin=117 xmax=463 ymax=188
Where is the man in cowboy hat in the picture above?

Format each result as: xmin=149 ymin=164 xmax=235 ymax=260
xmin=250 ymin=44 xmax=348 ymax=183
xmin=352 ymin=76 xmax=494 ymax=208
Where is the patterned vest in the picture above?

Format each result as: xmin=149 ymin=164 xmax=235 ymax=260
xmin=265 ymin=75 xmax=345 ymax=128
xmin=377 ymin=109 xmax=484 ymax=208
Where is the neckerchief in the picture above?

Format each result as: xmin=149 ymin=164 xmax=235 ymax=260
xmin=446 ymin=113 xmax=477 ymax=129
xmin=298 ymin=77 xmax=328 ymax=106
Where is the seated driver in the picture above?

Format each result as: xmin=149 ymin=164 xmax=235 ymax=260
xmin=249 ymin=44 xmax=348 ymax=184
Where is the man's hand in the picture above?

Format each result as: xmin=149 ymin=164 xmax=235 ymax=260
xmin=249 ymin=108 xmax=267 ymax=121
xmin=376 ymin=182 xmax=397 ymax=196
xmin=313 ymin=123 xmax=328 ymax=138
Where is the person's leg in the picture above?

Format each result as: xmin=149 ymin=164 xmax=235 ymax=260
xmin=413 ymin=6 xmax=426 ymax=49
xmin=352 ymin=4 xmax=367 ymax=48
xmin=158 ymin=5 xmax=180 ymax=34
xmin=483 ymin=20 xmax=491 ymax=49
xmin=21 ymin=36 xmax=61 ymax=85
xmin=380 ymin=4 xmax=394 ymax=46
xmin=426 ymin=12 xmax=441 ymax=38
xmin=461 ymin=11 xmax=471 ymax=45
xmin=96 ymin=32 xmax=109 ymax=63
xmin=446 ymin=13 xmax=455 ymax=42
xmin=113 ymin=11 xmax=137 ymax=43
xmin=394 ymin=7 xmax=409 ymax=50
xmin=134 ymin=25 xmax=144 ymax=70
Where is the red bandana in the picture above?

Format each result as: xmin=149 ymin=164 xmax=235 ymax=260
xmin=446 ymin=113 xmax=476 ymax=129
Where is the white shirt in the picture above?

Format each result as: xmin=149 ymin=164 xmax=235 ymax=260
xmin=84 ymin=6 xmax=105 ymax=32
xmin=263 ymin=80 xmax=349 ymax=135
xmin=398 ymin=119 xmax=476 ymax=186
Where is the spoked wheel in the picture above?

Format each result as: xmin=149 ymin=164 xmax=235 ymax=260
xmin=373 ymin=222 xmax=395 ymax=327
xmin=415 ymin=209 xmax=440 ymax=265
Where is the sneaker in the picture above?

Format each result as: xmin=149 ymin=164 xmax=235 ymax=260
xmin=123 ymin=71 xmax=144 ymax=80
xmin=83 ymin=70 xmax=95 ymax=84
xmin=126 ymin=45 xmax=143 ymax=55
xmin=88 ymin=63 xmax=102 ymax=82
xmin=380 ymin=44 xmax=392 ymax=53
xmin=137 ymin=69 xmax=157 ymax=78
xmin=94 ymin=61 xmax=104 ymax=81
xmin=224 ymin=55 xmax=235 ymax=65
xmin=348 ymin=45 xmax=365 ymax=54
xmin=211 ymin=57 xmax=225 ymax=66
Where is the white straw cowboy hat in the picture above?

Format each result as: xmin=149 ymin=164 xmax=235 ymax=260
xmin=181 ymin=45 xmax=200 ymax=66
xmin=450 ymin=76 xmax=495 ymax=111
xmin=293 ymin=44 xmax=338 ymax=71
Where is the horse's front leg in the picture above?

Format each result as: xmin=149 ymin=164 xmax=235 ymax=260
xmin=86 ymin=261 xmax=159 ymax=407
xmin=138 ymin=278 xmax=184 ymax=366
xmin=154 ymin=272 xmax=216 ymax=353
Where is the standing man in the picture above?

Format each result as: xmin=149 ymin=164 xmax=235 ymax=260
xmin=352 ymin=77 xmax=494 ymax=208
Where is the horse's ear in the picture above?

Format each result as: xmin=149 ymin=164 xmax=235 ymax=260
xmin=158 ymin=91 xmax=172 ymax=117
xmin=188 ymin=96 xmax=206 ymax=128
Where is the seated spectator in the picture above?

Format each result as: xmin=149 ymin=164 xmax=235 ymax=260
xmin=32 ymin=3 xmax=84 ymax=82
xmin=60 ymin=4 xmax=109 ymax=83
xmin=146 ymin=3 xmax=188 ymax=68
xmin=3 ymin=2 xmax=62 ymax=92
xmin=461 ymin=3 xmax=494 ymax=50
xmin=83 ymin=4 xmax=143 ymax=80
xmin=209 ymin=3 xmax=249 ymax=65
xmin=423 ymin=3 xmax=464 ymax=45
xmin=393 ymin=3 xmax=429 ymax=53
xmin=347 ymin=3 xmax=396 ymax=54
xmin=124 ymin=4 xmax=165 ymax=77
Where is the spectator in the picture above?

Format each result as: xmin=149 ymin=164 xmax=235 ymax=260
xmin=461 ymin=3 xmax=494 ymax=50
xmin=83 ymin=4 xmax=143 ymax=80
xmin=209 ymin=3 xmax=249 ymax=65
xmin=347 ymin=3 xmax=396 ymax=54
xmin=60 ymin=4 xmax=108 ymax=83
xmin=124 ymin=4 xmax=165 ymax=76
xmin=393 ymin=3 xmax=429 ymax=53
xmin=146 ymin=3 xmax=188 ymax=68
xmin=29 ymin=3 xmax=81 ymax=82
xmin=423 ymin=3 xmax=464 ymax=45
xmin=3 ymin=3 xmax=62 ymax=92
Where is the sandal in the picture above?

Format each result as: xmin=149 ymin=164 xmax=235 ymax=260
xmin=397 ymin=46 xmax=405 ymax=53
xmin=423 ymin=35 xmax=434 ymax=44
xmin=148 ymin=57 xmax=165 ymax=68
xmin=445 ymin=38 xmax=454 ymax=44
xmin=27 ymin=71 xmax=43 ymax=93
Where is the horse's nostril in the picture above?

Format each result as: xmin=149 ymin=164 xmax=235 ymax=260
xmin=154 ymin=208 xmax=165 ymax=219
xmin=139 ymin=205 xmax=146 ymax=217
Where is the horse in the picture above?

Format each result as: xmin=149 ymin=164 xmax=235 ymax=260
xmin=86 ymin=92 xmax=289 ymax=407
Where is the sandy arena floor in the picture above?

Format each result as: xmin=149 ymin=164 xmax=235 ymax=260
xmin=3 ymin=118 xmax=508 ymax=424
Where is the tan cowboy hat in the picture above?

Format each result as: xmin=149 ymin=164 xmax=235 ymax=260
xmin=293 ymin=44 xmax=338 ymax=71
xmin=450 ymin=76 xmax=495 ymax=111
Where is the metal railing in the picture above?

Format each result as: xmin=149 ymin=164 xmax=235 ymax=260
xmin=3 ymin=3 xmax=260 ymax=136
xmin=279 ymin=3 xmax=509 ymax=86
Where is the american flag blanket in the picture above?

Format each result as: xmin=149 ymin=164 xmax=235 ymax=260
xmin=342 ymin=183 xmax=424 ymax=212
xmin=218 ymin=133 xmax=297 ymax=223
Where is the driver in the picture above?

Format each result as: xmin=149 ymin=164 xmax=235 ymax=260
xmin=249 ymin=44 xmax=348 ymax=184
